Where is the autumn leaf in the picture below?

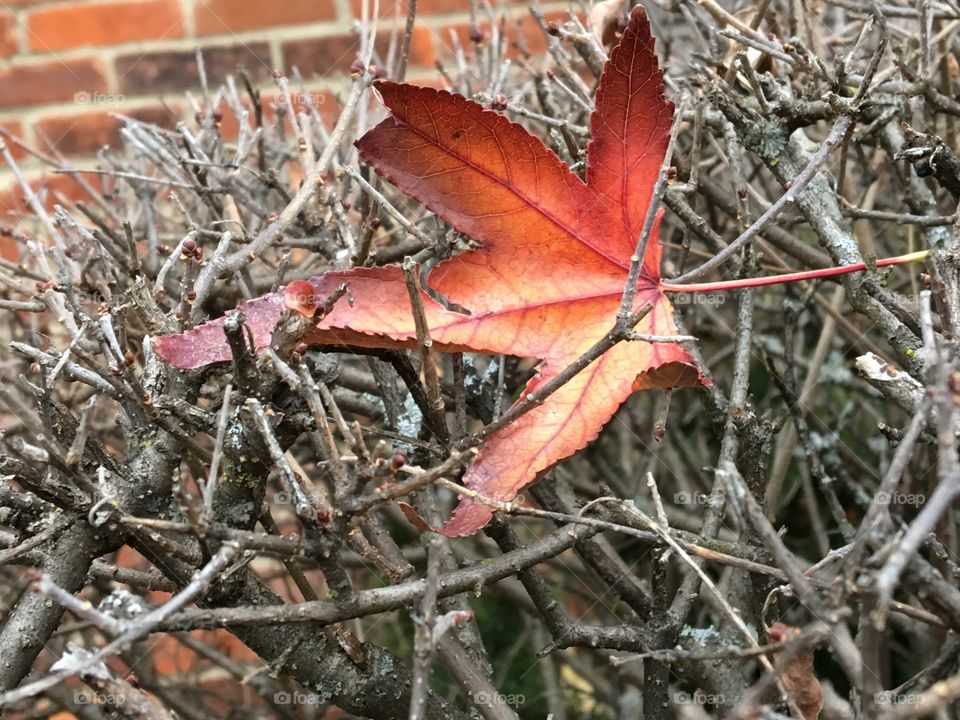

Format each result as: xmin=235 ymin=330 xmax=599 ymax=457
xmin=153 ymin=6 xmax=706 ymax=536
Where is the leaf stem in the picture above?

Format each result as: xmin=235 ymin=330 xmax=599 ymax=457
xmin=661 ymin=250 xmax=929 ymax=294
xmin=670 ymin=113 xmax=855 ymax=284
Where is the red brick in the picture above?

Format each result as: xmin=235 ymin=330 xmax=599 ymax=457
xmin=267 ymin=88 xmax=339 ymax=127
xmin=213 ymin=89 xmax=339 ymax=141
xmin=0 ymin=172 xmax=87 ymax=216
xmin=405 ymin=72 xmax=447 ymax=89
xmin=28 ymin=0 xmax=184 ymax=52
xmin=148 ymin=631 xmax=256 ymax=675
xmin=195 ymin=0 xmax=335 ymax=35
xmin=0 ymin=230 xmax=15 ymax=261
xmin=0 ymin=11 xmax=18 ymax=58
xmin=283 ymin=25 xmax=434 ymax=78
xmin=116 ymin=43 xmax=272 ymax=95
xmin=211 ymin=99 xmax=252 ymax=142
xmin=0 ymin=58 xmax=108 ymax=108
xmin=349 ymin=0 xmax=488 ymax=18
xmin=0 ymin=120 xmax=29 ymax=162
xmin=208 ymin=95 xmax=274 ymax=141
xmin=442 ymin=10 xmax=567 ymax=60
xmin=36 ymin=105 xmax=178 ymax=156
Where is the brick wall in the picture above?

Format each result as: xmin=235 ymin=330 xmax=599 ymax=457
xmin=0 ymin=0 xmax=564 ymax=211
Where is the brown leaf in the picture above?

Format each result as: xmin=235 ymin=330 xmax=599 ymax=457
xmin=767 ymin=623 xmax=823 ymax=720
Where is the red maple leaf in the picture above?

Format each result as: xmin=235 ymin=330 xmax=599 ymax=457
xmin=154 ymin=7 xmax=707 ymax=536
